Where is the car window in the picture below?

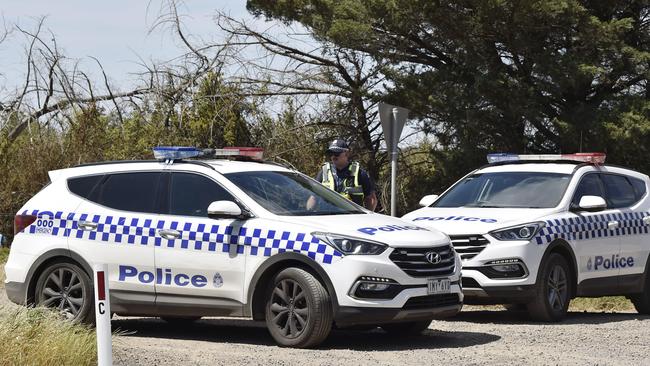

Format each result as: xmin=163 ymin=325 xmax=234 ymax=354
xmin=169 ymin=173 xmax=235 ymax=217
xmin=225 ymin=171 xmax=364 ymax=216
xmin=571 ymin=174 xmax=605 ymax=207
xmin=629 ymin=177 xmax=647 ymax=201
xmin=432 ymin=172 xmax=571 ymax=208
xmin=600 ymin=174 xmax=637 ymax=208
xmin=97 ymin=172 xmax=162 ymax=213
xmin=68 ymin=175 xmax=104 ymax=199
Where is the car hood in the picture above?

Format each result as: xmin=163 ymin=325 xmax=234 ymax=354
xmin=402 ymin=207 xmax=556 ymax=235
xmin=277 ymin=213 xmax=450 ymax=248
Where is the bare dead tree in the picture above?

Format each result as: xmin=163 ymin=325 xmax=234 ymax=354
xmin=210 ymin=13 xmax=392 ymax=180
xmin=0 ymin=18 xmax=150 ymax=145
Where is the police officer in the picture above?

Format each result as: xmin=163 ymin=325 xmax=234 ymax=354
xmin=315 ymin=139 xmax=377 ymax=211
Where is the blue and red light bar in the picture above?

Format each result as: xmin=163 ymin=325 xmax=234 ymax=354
xmin=487 ymin=152 xmax=606 ymax=164
xmin=152 ymin=146 xmax=264 ymax=161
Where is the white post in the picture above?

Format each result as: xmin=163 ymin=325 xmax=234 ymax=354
xmin=390 ymin=108 xmax=399 ymax=217
xmin=93 ymin=264 xmax=112 ymax=366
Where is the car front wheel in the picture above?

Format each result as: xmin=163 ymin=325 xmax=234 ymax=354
xmin=265 ymin=268 xmax=332 ymax=348
xmin=527 ymin=253 xmax=572 ymax=322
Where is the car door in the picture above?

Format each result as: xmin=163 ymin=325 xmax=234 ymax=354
xmin=69 ymin=171 xmax=162 ymax=307
xmin=153 ymin=171 xmax=246 ymax=311
xmin=599 ymin=173 xmax=649 ymax=290
xmin=569 ymin=173 xmax=622 ymax=286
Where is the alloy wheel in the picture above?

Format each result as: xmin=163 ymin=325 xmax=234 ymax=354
xmin=269 ymin=279 xmax=309 ymax=339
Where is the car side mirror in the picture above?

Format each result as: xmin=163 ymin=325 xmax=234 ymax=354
xmin=419 ymin=194 xmax=439 ymax=207
xmin=207 ymin=201 xmax=247 ymax=219
xmin=577 ymin=195 xmax=607 ymax=212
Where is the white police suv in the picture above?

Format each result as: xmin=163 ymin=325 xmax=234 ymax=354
xmin=403 ymin=153 xmax=650 ymax=322
xmin=4 ymin=147 xmax=462 ymax=348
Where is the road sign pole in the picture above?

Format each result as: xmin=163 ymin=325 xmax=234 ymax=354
xmin=390 ymin=108 xmax=399 ymax=217
xmin=93 ymin=263 xmax=112 ymax=366
xmin=379 ymin=103 xmax=409 ymax=217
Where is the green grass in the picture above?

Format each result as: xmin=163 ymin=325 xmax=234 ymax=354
xmin=0 ymin=307 xmax=97 ymax=366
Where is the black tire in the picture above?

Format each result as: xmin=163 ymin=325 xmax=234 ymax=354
xmin=161 ymin=316 xmax=202 ymax=325
xmin=381 ymin=320 xmax=432 ymax=335
xmin=527 ymin=253 xmax=572 ymax=322
xmin=35 ymin=260 xmax=94 ymax=323
xmin=630 ymin=275 xmax=650 ymax=314
xmin=265 ymin=268 xmax=332 ymax=348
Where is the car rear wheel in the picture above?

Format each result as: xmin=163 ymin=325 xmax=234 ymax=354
xmin=527 ymin=253 xmax=572 ymax=322
xmin=35 ymin=260 xmax=94 ymax=323
xmin=381 ymin=320 xmax=432 ymax=335
xmin=265 ymin=268 xmax=332 ymax=348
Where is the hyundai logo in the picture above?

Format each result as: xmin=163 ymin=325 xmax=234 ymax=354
xmin=425 ymin=252 xmax=442 ymax=264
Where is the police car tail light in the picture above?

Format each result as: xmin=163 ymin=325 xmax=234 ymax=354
xmin=489 ymin=222 xmax=545 ymax=241
xmin=14 ymin=214 xmax=37 ymax=235
xmin=487 ymin=152 xmax=606 ymax=164
xmin=312 ymin=232 xmax=387 ymax=255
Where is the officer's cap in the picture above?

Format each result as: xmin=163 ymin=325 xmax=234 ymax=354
xmin=327 ymin=139 xmax=350 ymax=154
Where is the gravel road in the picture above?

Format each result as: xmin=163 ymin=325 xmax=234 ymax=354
xmin=110 ymin=307 xmax=650 ymax=366
xmin=2 ymin=290 xmax=648 ymax=365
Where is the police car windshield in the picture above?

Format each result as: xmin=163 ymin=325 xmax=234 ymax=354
xmin=225 ymin=171 xmax=365 ymax=216
xmin=433 ymin=172 xmax=571 ymax=208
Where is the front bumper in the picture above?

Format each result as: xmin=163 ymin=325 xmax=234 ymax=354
xmin=458 ymin=236 xmax=545 ymax=304
xmin=324 ymin=246 xmax=463 ymax=324
xmin=336 ymin=301 xmax=462 ymax=327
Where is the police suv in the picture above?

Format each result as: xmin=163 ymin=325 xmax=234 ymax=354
xmin=4 ymin=147 xmax=462 ymax=348
xmin=403 ymin=153 xmax=650 ymax=322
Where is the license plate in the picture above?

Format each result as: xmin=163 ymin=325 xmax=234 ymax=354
xmin=427 ymin=279 xmax=451 ymax=295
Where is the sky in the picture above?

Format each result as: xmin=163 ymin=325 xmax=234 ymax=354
xmin=0 ymin=1 xmax=260 ymax=91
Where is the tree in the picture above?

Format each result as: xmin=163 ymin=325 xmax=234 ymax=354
xmin=247 ymin=0 xmax=650 ymax=179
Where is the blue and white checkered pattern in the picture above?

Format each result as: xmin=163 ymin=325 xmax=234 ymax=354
xmin=21 ymin=209 xmax=343 ymax=264
xmin=534 ymin=211 xmax=650 ymax=245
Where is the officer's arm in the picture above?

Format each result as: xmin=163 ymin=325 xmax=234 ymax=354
xmin=364 ymin=191 xmax=377 ymax=211
xmin=360 ymin=170 xmax=377 ymax=211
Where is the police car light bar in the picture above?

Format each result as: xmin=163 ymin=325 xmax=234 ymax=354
xmin=152 ymin=146 xmax=264 ymax=161
xmin=153 ymin=146 xmax=204 ymax=160
xmin=487 ymin=152 xmax=606 ymax=164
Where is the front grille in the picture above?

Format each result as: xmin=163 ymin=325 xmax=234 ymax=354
xmin=449 ymin=235 xmax=489 ymax=261
xmin=402 ymin=293 xmax=460 ymax=310
xmin=389 ymin=245 xmax=455 ymax=277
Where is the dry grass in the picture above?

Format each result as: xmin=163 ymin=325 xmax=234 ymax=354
xmin=569 ymin=296 xmax=636 ymax=312
xmin=0 ymin=307 xmax=97 ymax=366
xmin=0 ymin=248 xmax=9 ymax=288
xmin=0 ymin=248 xmax=98 ymax=365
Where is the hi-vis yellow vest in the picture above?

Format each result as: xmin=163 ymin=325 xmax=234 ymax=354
xmin=320 ymin=162 xmax=364 ymax=205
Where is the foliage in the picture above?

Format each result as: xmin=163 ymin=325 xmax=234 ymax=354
xmin=248 ymin=0 xmax=650 ymax=187
xmin=0 ymin=306 xmax=97 ymax=366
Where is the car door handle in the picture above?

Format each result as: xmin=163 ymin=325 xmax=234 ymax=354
xmin=643 ymin=216 xmax=650 ymax=225
xmin=607 ymin=221 xmax=619 ymax=230
xmin=78 ymin=221 xmax=98 ymax=231
xmin=158 ymin=229 xmax=181 ymax=240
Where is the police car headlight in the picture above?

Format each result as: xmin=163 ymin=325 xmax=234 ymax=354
xmin=489 ymin=222 xmax=545 ymax=241
xmin=312 ymin=232 xmax=387 ymax=255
